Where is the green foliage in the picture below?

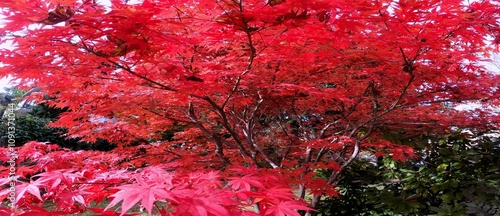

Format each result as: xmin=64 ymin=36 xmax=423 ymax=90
xmin=3 ymin=87 xmax=27 ymax=98
xmin=155 ymin=123 xmax=185 ymax=142
xmin=401 ymin=133 xmax=500 ymax=215
xmin=316 ymin=158 xmax=393 ymax=216
xmin=317 ymin=132 xmax=500 ymax=215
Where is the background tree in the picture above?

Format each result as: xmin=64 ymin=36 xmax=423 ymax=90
xmin=0 ymin=0 xmax=500 ymax=215
xmin=317 ymin=131 xmax=500 ymax=215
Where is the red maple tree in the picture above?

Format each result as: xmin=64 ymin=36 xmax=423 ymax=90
xmin=1 ymin=0 xmax=499 ymax=215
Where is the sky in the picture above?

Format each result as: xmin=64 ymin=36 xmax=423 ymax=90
xmin=0 ymin=77 xmax=11 ymax=92
xmin=0 ymin=39 xmax=14 ymax=92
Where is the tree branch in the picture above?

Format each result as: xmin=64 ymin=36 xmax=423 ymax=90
xmin=107 ymin=60 xmax=176 ymax=92
xmin=190 ymin=95 xmax=251 ymax=158
xmin=186 ymin=103 xmax=230 ymax=165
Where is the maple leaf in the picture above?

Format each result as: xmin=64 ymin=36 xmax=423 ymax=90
xmin=13 ymin=182 xmax=44 ymax=203
xmin=228 ymin=174 xmax=266 ymax=191
xmin=54 ymin=189 xmax=90 ymax=210
xmin=175 ymin=196 xmax=232 ymax=216
xmin=106 ymin=182 xmax=177 ymax=216
xmin=33 ymin=170 xmax=79 ymax=190
xmin=16 ymin=166 xmax=37 ymax=177
xmin=263 ymin=201 xmax=313 ymax=216
xmin=261 ymin=187 xmax=297 ymax=204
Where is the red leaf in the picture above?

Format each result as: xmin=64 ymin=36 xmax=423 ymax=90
xmin=228 ymin=175 xmax=266 ymax=191
xmin=264 ymin=201 xmax=313 ymax=216
xmin=106 ymin=183 xmax=177 ymax=215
